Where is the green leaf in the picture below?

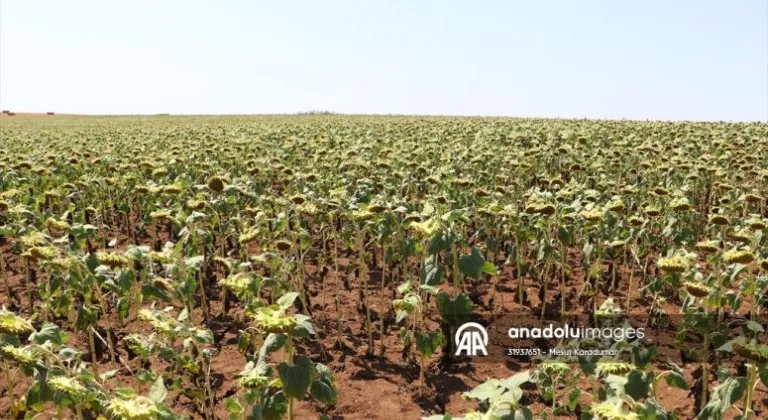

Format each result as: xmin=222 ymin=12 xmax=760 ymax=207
xmin=759 ymin=363 xmax=768 ymax=388
xmin=100 ymin=369 xmax=120 ymax=381
xmin=745 ymin=321 xmax=764 ymax=333
xmin=278 ymin=356 xmax=313 ymax=399
xmin=567 ymin=388 xmax=581 ymax=411
xmin=436 ymin=292 xmax=472 ymax=327
xmin=142 ymin=283 xmax=172 ymax=302
xmin=441 ymin=208 xmax=466 ymax=224
xmin=416 ymin=331 xmax=444 ymax=359
xmin=480 ymin=261 xmax=497 ymax=276
xmin=499 ymin=371 xmax=531 ymax=389
xmin=259 ymin=333 xmax=287 ymax=362
xmin=30 ymin=322 xmax=67 ymax=345
xmin=149 ymin=376 xmax=168 ymax=404
xmin=714 ymin=376 xmax=747 ymax=406
xmin=194 ymin=329 xmax=214 ymax=344
xmin=624 ymin=371 xmax=651 ymax=400
xmin=420 ymin=255 xmax=444 ymax=286
xmin=225 ymin=397 xmax=244 ymax=417
xmin=463 ymin=378 xmax=504 ymax=403
xmin=261 ymin=390 xmax=288 ymax=420
xmin=427 ymin=231 xmax=455 ymax=255
xmin=309 ymin=379 xmax=337 ymax=405
xmin=292 ymin=314 xmax=315 ymax=338
xmin=458 ymin=246 xmax=486 ymax=279
xmin=277 ymin=292 xmax=298 ymax=311
xmin=117 ymin=297 xmax=131 ymax=323
xmin=509 ymin=408 xmax=533 ymax=420
xmin=664 ymin=369 xmax=689 ymax=391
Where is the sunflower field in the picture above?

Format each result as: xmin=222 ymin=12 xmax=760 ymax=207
xmin=0 ymin=115 xmax=767 ymax=420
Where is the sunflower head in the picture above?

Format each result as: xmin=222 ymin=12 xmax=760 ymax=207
xmin=22 ymin=246 xmax=58 ymax=262
xmin=96 ymin=252 xmax=130 ymax=269
xmin=1 ymin=345 xmax=41 ymax=366
xmin=669 ymin=196 xmax=692 ymax=211
xmin=694 ymin=240 xmax=720 ymax=253
xmin=239 ymin=228 xmax=260 ymax=245
xmin=723 ymin=248 xmax=755 ymax=265
xmin=207 ymin=176 xmax=225 ymax=193
xmin=536 ymin=204 xmax=557 ymax=216
xmin=537 ymin=361 xmax=571 ymax=376
xmin=48 ymin=376 xmax=88 ymax=399
xmin=709 ymin=214 xmax=730 ymax=226
xmin=591 ymin=399 xmax=638 ymax=420
xmin=107 ymin=395 xmax=159 ymax=420
xmin=275 ymin=239 xmax=293 ymax=252
xmin=596 ymin=360 xmax=636 ymax=376
xmin=186 ymin=199 xmax=206 ymax=211
xmin=657 ymin=256 xmax=686 ymax=273
xmin=161 ymin=185 xmax=182 ymax=195
xmin=644 ymin=206 xmax=662 ymax=217
xmin=44 ymin=217 xmax=70 ymax=232
xmin=366 ymin=203 xmax=387 ymax=213
xmin=219 ymin=273 xmax=255 ymax=296
xmin=732 ymin=339 xmax=768 ymax=363
xmin=252 ymin=307 xmax=297 ymax=335
xmin=606 ymin=199 xmax=625 ymax=212
xmin=746 ymin=217 xmax=767 ymax=231
xmin=683 ymin=281 xmax=711 ymax=298
xmin=0 ymin=308 xmax=34 ymax=335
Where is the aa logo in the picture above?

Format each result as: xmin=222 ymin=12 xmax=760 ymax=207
xmin=455 ymin=322 xmax=488 ymax=356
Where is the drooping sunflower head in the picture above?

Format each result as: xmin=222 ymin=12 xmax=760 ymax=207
xmin=161 ymin=184 xmax=182 ymax=195
xmin=683 ymin=281 xmax=711 ymax=298
xmin=48 ymin=375 xmax=88 ymax=399
xmin=275 ymin=239 xmax=293 ymax=252
xmin=21 ymin=246 xmax=58 ymax=262
xmin=186 ymin=199 xmax=206 ymax=211
xmin=219 ymin=273 xmax=255 ymax=296
xmin=107 ymin=395 xmax=159 ymax=420
xmin=207 ymin=176 xmax=225 ymax=193
xmin=138 ymin=309 xmax=176 ymax=336
xmin=44 ymin=217 xmax=71 ymax=232
xmin=606 ymin=199 xmax=625 ymax=212
xmin=708 ymin=214 xmax=730 ymax=226
xmin=0 ymin=308 xmax=34 ymax=335
xmin=238 ymin=228 xmax=260 ymax=245
xmin=694 ymin=240 xmax=720 ymax=253
xmin=581 ymin=208 xmax=605 ymax=222
xmin=732 ymin=339 xmax=768 ymax=363
xmin=723 ymin=248 xmax=755 ymax=265
xmin=596 ymin=360 xmax=636 ymax=376
xmin=591 ymin=399 xmax=638 ymax=420
xmin=669 ymin=196 xmax=692 ymax=212
xmin=96 ymin=252 xmax=130 ymax=269
xmin=746 ymin=217 xmax=767 ymax=231
xmin=537 ymin=361 xmax=571 ymax=376
xmin=1 ymin=345 xmax=41 ymax=366
xmin=657 ymin=256 xmax=687 ymax=273
xmin=252 ymin=307 xmax=297 ymax=335
xmin=644 ymin=206 xmax=662 ymax=217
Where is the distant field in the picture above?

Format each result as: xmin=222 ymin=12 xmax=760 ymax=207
xmin=0 ymin=115 xmax=767 ymax=420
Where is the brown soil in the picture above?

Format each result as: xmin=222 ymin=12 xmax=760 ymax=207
xmin=0 ymin=225 xmax=766 ymax=420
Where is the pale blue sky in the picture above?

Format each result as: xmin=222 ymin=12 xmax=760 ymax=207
xmin=1 ymin=1 xmax=766 ymax=121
